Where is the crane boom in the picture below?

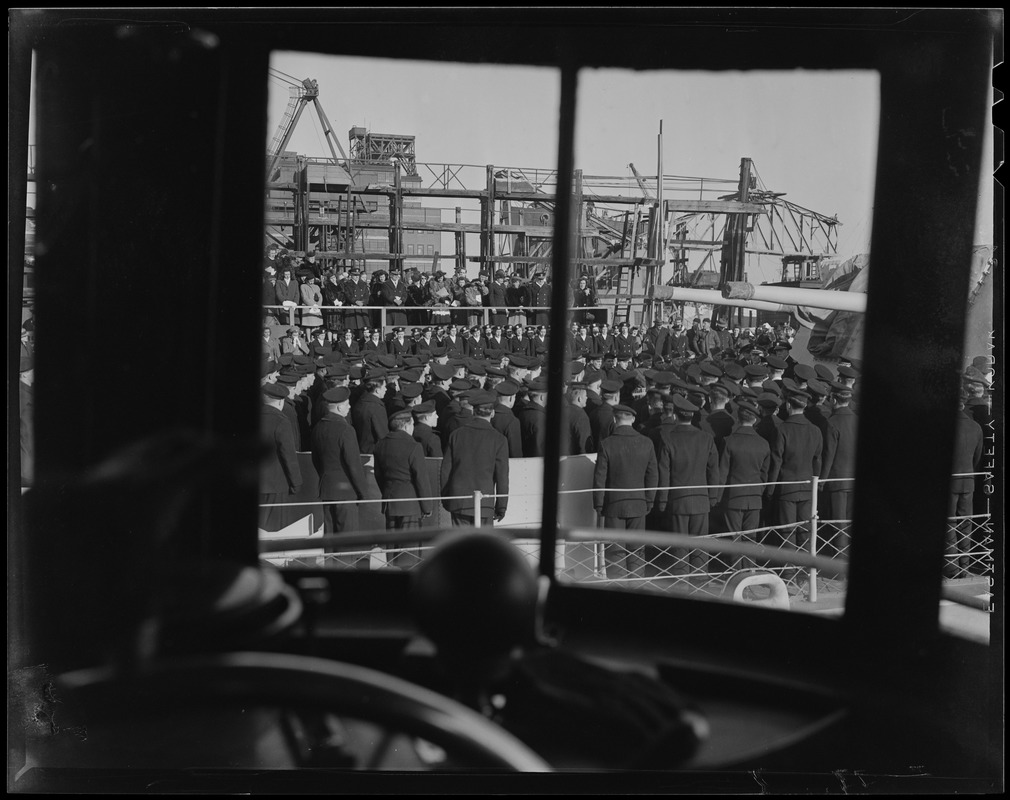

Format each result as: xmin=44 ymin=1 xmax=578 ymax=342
xmin=628 ymin=162 xmax=654 ymax=200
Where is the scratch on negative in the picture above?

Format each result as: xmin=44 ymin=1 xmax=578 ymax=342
xmin=750 ymin=769 xmax=770 ymax=794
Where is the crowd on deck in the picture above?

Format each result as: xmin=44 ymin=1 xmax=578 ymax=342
xmin=259 ymin=256 xmax=993 ymax=577
xmin=263 ymin=243 xmax=600 ymax=331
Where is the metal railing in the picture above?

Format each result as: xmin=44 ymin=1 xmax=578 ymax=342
xmin=264 ymin=304 xmax=610 ymax=331
xmin=259 ymin=472 xmax=994 ymax=604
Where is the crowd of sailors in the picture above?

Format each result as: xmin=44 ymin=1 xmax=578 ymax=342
xmin=259 ymin=256 xmax=993 ymax=577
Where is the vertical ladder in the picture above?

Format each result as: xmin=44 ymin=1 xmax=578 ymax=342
xmin=612 ymin=265 xmax=633 ymax=325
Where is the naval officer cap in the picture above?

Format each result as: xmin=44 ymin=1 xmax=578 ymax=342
xmin=389 ymin=409 xmax=412 ymax=424
xmin=261 ymin=383 xmax=289 ymax=399
xmin=764 ymin=355 xmax=788 ymax=370
xmin=430 ymin=363 xmax=455 ymax=381
xmin=793 ymin=364 xmax=818 ymax=383
xmin=806 ymin=379 xmax=830 ymax=397
xmin=736 ymin=399 xmax=760 ymax=417
xmin=322 ymin=386 xmax=351 ymax=404
xmin=672 ymin=395 xmax=700 ymax=414
xmin=412 ymin=401 xmax=436 ymax=416
xmin=495 ymin=381 xmax=520 ymax=396
xmin=612 ymin=404 xmax=637 ymax=417
xmin=723 ymin=362 xmax=746 ymax=381
xmin=814 ymin=364 xmax=835 ymax=382
xmin=829 ymin=381 xmax=854 ymax=399
xmin=469 ymin=390 xmax=498 ymax=407
xmin=400 ymin=382 xmax=424 ymax=399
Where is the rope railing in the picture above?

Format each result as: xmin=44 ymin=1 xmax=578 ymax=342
xmin=259 ymin=472 xmax=993 ymax=600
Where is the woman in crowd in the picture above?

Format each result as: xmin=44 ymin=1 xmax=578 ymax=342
xmin=450 ymin=275 xmax=469 ymax=325
xmin=572 ymin=275 xmax=597 ymax=324
xmin=300 ymin=276 xmax=324 ymax=336
xmin=321 ymin=269 xmax=346 ymax=333
xmin=335 ymin=327 xmax=360 ymax=357
xmin=280 ymin=326 xmax=309 ymax=356
xmin=427 ymin=271 xmax=453 ymax=327
xmin=463 ymin=277 xmax=486 ymax=328
xmin=274 ymin=266 xmax=301 ymax=327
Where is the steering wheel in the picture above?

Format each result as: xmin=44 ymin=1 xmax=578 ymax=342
xmin=47 ymin=651 xmax=550 ymax=772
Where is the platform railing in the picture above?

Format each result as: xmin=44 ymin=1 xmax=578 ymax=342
xmin=259 ymin=472 xmax=994 ymax=601
xmin=264 ymin=304 xmax=611 ymax=331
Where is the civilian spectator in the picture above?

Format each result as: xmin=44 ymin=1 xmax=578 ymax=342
xmin=427 ymin=271 xmax=453 ymax=326
xmin=321 ymin=268 xmax=347 ymax=333
xmin=572 ymin=275 xmax=598 ymax=324
xmin=300 ymin=276 xmax=324 ymax=335
xmin=280 ymin=326 xmax=310 ymax=357
xmin=506 ymin=274 xmax=530 ymax=326
xmin=262 ymin=325 xmax=281 ymax=364
xmin=274 ymin=266 xmax=301 ymax=327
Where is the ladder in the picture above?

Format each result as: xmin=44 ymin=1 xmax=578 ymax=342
xmin=268 ymin=88 xmax=302 ymax=157
xmin=612 ymin=265 xmax=634 ymax=325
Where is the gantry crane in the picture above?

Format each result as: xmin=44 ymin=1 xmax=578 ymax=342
xmin=267 ymin=70 xmax=349 ymax=180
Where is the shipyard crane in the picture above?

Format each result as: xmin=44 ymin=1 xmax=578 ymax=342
xmin=627 ymin=162 xmax=654 ymax=200
xmin=267 ymin=70 xmax=349 ymax=180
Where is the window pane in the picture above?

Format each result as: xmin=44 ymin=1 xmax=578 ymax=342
xmin=260 ymin=53 xmax=559 ymax=568
xmin=562 ymin=68 xmax=885 ymax=612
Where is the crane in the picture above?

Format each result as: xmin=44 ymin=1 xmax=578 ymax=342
xmin=628 ymin=162 xmax=654 ymax=200
xmin=267 ymin=70 xmax=349 ymax=180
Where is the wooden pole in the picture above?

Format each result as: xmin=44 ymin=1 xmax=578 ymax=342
xmin=454 ymin=206 xmax=463 ymax=275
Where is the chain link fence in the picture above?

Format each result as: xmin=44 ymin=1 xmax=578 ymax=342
xmin=261 ymin=482 xmax=993 ymax=610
